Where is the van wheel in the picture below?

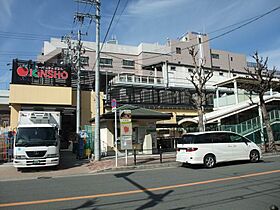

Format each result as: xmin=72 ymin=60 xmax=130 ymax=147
xmin=204 ymin=154 xmax=216 ymax=168
xmin=250 ymin=150 xmax=260 ymax=163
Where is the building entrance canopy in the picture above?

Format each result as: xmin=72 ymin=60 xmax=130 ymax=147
xmin=90 ymin=105 xmax=172 ymax=121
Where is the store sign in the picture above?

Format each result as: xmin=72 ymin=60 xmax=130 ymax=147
xmin=12 ymin=59 xmax=71 ymax=87
xmin=120 ymin=110 xmax=132 ymax=150
xmin=16 ymin=66 xmax=69 ymax=79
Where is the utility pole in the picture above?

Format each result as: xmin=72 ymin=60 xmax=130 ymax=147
xmin=76 ymin=30 xmax=81 ymax=136
xmin=74 ymin=0 xmax=101 ymax=160
xmin=62 ymin=31 xmax=82 ymax=138
xmin=94 ymin=0 xmax=101 ymax=161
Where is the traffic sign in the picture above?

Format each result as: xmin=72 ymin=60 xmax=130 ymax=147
xmin=111 ymin=99 xmax=117 ymax=111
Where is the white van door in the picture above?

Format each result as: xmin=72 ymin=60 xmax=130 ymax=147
xmin=229 ymin=133 xmax=250 ymax=160
xmin=211 ymin=133 xmax=233 ymax=162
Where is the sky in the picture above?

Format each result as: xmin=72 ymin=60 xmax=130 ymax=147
xmin=0 ymin=0 xmax=280 ymax=90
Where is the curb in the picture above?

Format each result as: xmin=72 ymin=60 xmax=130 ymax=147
xmin=93 ymin=162 xmax=181 ymax=173
xmin=91 ymin=152 xmax=280 ymax=174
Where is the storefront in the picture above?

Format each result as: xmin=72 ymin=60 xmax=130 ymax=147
xmin=9 ymin=59 xmax=101 ymax=148
xmin=90 ymin=105 xmax=172 ymax=154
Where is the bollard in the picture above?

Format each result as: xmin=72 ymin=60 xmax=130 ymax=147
xmin=133 ymin=148 xmax=137 ymax=165
xmin=159 ymin=146 xmax=162 ymax=163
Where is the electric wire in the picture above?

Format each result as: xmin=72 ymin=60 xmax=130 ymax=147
xmin=81 ymin=5 xmax=280 ymax=83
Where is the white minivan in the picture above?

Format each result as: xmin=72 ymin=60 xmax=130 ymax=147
xmin=176 ymin=131 xmax=262 ymax=168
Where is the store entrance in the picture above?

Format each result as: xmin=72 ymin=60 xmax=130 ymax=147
xmin=60 ymin=110 xmax=76 ymax=149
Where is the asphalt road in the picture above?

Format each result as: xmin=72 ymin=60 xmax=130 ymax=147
xmin=0 ymin=156 xmax=280 ymax=210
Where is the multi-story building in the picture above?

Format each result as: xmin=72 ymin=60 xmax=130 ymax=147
xmin=33 ymin=32 xmax=266 ymax=148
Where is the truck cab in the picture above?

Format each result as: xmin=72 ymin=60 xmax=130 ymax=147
xmin=13 ymin=111 xmax=61 ymax=168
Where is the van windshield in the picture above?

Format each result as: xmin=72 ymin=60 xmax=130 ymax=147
xmin=15 ymin=127 xmax=57 ymax=147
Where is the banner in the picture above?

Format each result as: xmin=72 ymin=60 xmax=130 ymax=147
xmin=120 ymin=110 xmax=132 ymax=150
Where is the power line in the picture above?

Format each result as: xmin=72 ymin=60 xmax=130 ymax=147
xmin=100 ymin=0 xmax=121 ymax=52
xmin=109 ymin=0 xmax=129 ymax=39
xmin=88 ymin=0 xmax=121 ymax=72
xmin=80 ymin=5 xmax=280 ymax=83
xmin=134 ymin=5 xmax=280 ymax=63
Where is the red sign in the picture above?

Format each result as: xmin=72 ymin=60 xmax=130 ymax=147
xmin=16 ymin=66 xmax=69 ymax=79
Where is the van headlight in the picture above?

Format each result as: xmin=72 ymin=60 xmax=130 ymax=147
xmin=46 ymin=154 xmax=59 ymax=158
xmin=15 ymin=155 xmax=26 ymax=159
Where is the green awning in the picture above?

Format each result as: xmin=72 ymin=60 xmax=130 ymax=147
xmin=90 ymin=105 xmax=172 ymax=122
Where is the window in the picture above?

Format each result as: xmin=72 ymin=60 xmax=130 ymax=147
xmin=178 ymin=135 xmax=196 ymax=144
xmin=188 ymin=68 xmax=193 ymax=73
xmin=219 ymin=72 xmax=224 ymax=76
xmin=195 ymin=135 xmax=212 ymax=144
xmin=100 ymin=58 xmax=113 ymax=67
xmin=211 ymin=53 xmax=219 ymax=59
xmin=122 ymin=59 xmax=135 ymax=68
xmin=171 ymin=66 xmax=176 ymax=71
xmin=211 ymin=133 xmax=230 ymax=143
xmin=230 ymin=57 xmax=233 ymax=61
xmin=176 ymin=47 xmax=181 ymax=54
xmin=229 ymin=133 xmax=249 ymax=143
xmin=80 ymin=56 xmax=89 ymax=66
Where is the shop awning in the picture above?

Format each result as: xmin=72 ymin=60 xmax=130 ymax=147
xmin=90 ymin=105 xmax=172 ymax=122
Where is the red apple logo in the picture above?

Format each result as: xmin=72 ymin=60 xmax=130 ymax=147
xmin=17 ymin=66 xmax=29 ymax=77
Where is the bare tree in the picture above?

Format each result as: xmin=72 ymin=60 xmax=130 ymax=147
xmin=187 ymin=47 xmax=213 ymax=132
xmin=245 ymin=52 xmax=277 ymax=152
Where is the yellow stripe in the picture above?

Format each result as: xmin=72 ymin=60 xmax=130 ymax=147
xmin=0 ymin=169 xmax=279 ymax=208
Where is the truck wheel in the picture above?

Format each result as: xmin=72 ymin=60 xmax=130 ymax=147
xmin=250 ymin=150 xmax=260 ymax=163
xmin=204 ymin=154 xmax=216 ymax=168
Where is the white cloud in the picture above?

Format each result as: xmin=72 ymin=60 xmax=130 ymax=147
xmin=0 ymin=0 xmax=14 ymax=28
xmin=127 ymin=0 xmax=187 ymax=16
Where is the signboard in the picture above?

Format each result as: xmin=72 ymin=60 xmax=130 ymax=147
xmin=119 ymin=110 xmax=131 ymax=122
xmin=111 ymin=99 xmax=117 ymax=112
xmin=120 ymin=110 xmax=132 ymax=150
xmin=121 ymin=135 xmax=132 ymax=150
xmin=12 ymin=59 xmax=71 ymax=87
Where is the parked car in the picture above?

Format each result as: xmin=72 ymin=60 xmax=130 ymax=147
xmin=176 ymin=131 xmax=262 ymax=168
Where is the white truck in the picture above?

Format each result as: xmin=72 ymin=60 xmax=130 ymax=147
xmin=13 ymin=111 xmax=61 ymax=169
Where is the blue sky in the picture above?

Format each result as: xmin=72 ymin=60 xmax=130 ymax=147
xmin=0 ymin=0 xmax=280 ymax=89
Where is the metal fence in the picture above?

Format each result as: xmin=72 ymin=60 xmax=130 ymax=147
xmin=0 ymin=131 xmax=14 ymax=163
xmin=108 ymin=148 xmax=176 ymax=167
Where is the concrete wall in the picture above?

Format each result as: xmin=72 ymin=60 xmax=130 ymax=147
xmin=211 ymin=49 xmax=247 ymax=73
xmin=9 ymin=84 xmax=72 ymax=105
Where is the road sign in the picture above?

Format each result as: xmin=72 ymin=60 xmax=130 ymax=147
xmin=111 ymin=99 xmax=117 ymax=111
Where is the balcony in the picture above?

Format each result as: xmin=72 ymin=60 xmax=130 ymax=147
xmin=110 ymin=74 xmax=164 ymax=87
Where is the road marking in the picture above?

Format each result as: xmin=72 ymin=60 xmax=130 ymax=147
xmin=0 ymin=169 xmax=280 ymax=208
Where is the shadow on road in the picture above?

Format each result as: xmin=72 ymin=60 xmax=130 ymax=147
xmin=115 ymin=172 xmax=173 ymax=210
xmin=181 ymin=159 xmax=267 ymax=170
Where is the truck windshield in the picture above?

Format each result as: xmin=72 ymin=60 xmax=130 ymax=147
xmin=15 ymin=127 xmax=57 ymax=147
